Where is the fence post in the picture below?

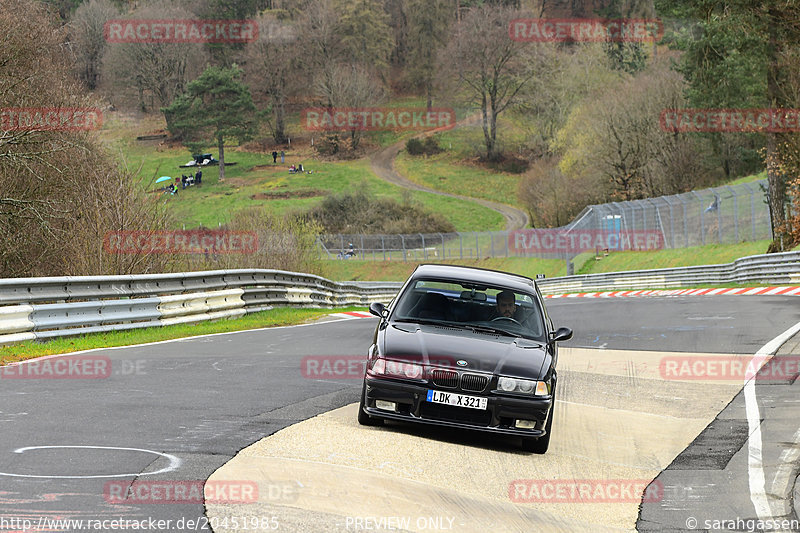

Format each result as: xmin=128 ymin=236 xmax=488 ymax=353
xmin=726 ymin=186 xmax=739 ymax=242
xmin=663 ymin=196 xmax=676 ymax=249
xmin=401 ymin=235 xmax=407 ymax=262
xmin=691 ymin=191 xmax=705 ymax=245
xmin=459 ymin=232 xmax=463 ymax=259
xmin=360 ymin=234 xmax=365 ymax=259
xmin=638 ymin=201 xmax=646 ymax=231
xmin=421 ymin=233 xmax=426 ymax=260
xmin=475 ymin=232 xmax=479 ymax=259
xmin=743 ymin=183 xmax=756 ymax=240
xmin=382 ymin=235 xmax=386 ymax=261
xmin=713 ymin=188 xmax=722 ymax=243
xmin=440 ymin=233 xmax=445 ymax=259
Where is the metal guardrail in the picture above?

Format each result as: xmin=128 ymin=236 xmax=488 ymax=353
xmin=537 ymin=251 xmax=800 ymax=293
xmin=1 ymin=252 xmax=796 ymax=345
xmin=0 ymin=269 xmax=403 ymax=346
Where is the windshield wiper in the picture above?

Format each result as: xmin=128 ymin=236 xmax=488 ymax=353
xmin=460 ymin=324 xmax=517 ymax=337
xmin=394 ymin=317 xmax=449 ymax=327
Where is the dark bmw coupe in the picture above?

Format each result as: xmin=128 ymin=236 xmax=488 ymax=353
xmin=358 ymin=264 xmax=572 ymax=453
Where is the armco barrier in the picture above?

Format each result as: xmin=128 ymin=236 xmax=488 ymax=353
xmin=2 ymin=251 xmax=795 ymax=345
xmin=537 ymin=251 xmax=800 ymax=294
xmin=0 ymin=269 xmax=402 ymax=346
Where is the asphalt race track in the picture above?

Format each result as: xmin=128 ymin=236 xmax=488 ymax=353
xmin=0 ymin=296 xmax=798 ymax=532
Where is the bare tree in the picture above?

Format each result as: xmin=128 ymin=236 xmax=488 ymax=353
xmin=406 ymin=0 xmax=452 ymax=109
xmin=294 ymin=0 xmax=346 ymax=109
xmin=438 ymin=5 xmax=536 ymax=161
xmin=518 ymin=156 xmax=602 ymax=228
xmin=69 ymin=0 xmax=118 ymax=90
xmin=315 ymin=63 xmax=386 ymax=152
xmin=520 ymin=43 xmax=620 ymax=146
xmin=244 ymin=13 xmax=299 ymax=144
xmin=553 ymin=58 xmax=711 ymax=201
xmin=0 ymin=0 xmax=174 ymax=277
xmin=101 ymin=1 xmax=207 ymax=112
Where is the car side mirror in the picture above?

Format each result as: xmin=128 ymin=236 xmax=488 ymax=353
xmin=550 ymin=327 xmax=573 ymax=343
xmin=369 ymin=302 xmax=388 ymax=318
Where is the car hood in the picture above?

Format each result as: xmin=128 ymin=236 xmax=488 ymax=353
xmin=380 ymin=322 xmax=550 ymax=380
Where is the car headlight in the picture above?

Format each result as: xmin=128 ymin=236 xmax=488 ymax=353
xmin=497 ymin=377 xmax=549 ymax=396
xmin=370 ymin=358 xmax=424 ymax=380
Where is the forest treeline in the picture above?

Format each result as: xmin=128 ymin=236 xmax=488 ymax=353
xmin=1 ymin=0 xmax=798 ymax=276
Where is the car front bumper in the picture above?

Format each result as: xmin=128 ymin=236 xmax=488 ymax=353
xmin=362 ymin=376 xmax=553 ymax=438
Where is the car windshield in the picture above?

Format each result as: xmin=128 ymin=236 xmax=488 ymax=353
xmin=392 ymin=278 xmax=546 ymax=342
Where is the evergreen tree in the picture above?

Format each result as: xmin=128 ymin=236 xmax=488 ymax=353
xmin=163 ymin=66 xmax=258 ymax=182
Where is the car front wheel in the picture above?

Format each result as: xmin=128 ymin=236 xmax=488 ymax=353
xmin=357 ymin=382 xmax=383 ymax=426
xmin=522 ymin=397 xmax=554 ymax=454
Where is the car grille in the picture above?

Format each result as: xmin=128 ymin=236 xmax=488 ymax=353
xmin=461 ymin=373 xmax=489 ymax=392
xmin=420 ymin=403 xmax=492 ymax=426
xmin=431 ymin=369 xmax=458 ymax=388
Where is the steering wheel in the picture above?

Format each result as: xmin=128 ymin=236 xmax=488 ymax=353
xmin=491 ymin=316 xmax=521 ymax=325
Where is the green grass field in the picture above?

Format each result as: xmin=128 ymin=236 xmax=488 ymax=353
xmin=0 ymin=306 xmax=365 ymax=364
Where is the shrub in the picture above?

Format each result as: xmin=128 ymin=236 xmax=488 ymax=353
xmin=406 ymin=138 xmax=425 ymax=155
xmin=306 ymin=190 xmax=456 ymax=235
xmin=406 ymin=136 xmax=443 ymax=156
xmin=487 ymin=155 xmax=529 ymax=174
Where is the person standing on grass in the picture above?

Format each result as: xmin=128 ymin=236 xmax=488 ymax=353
xmin=272 ymin=150 xmax=278 ymax=163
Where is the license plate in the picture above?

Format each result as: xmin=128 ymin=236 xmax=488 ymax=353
xmin=426 ymin=389 xmax=488 ymax=410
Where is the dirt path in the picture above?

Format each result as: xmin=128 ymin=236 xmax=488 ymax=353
xmin=368 ymin=117 xmax=530 ymax=231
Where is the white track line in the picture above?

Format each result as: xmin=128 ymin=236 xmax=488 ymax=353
xmin=746 ymin=320 xmax=800 ymax=521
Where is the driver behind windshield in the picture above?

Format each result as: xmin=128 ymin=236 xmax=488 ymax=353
xmin=491 ymin=290 xmax=524 ymax=321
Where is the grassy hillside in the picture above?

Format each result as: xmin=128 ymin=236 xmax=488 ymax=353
xmin=99 ymin=112 xmax=504 ymax=231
